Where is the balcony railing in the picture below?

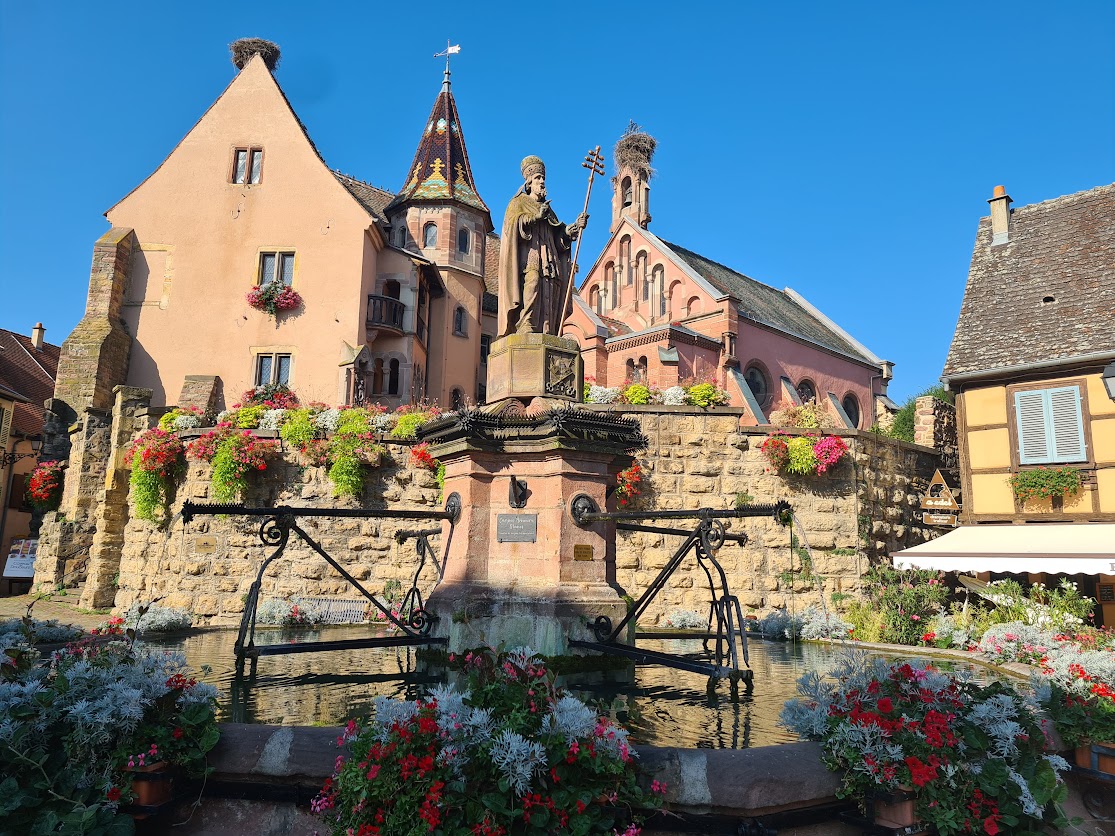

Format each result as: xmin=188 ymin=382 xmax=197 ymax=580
xmin=367 ymin=294 xmax=405 ymax=333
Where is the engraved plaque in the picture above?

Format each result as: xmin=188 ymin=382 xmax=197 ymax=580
xmin=193 ymin=535 xmax=217 ymax=554
xmin=573 ymin=544 xmax=594 ymax=561
xmin=497 ymin=514 xmax=538 ymax=543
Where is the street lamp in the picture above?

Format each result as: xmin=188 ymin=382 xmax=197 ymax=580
xmin=0 ymin=437 xmax=43 ymax=468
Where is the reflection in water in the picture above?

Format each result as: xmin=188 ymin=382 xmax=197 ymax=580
xmin=144 ymin=629 xmax=985 ymax=749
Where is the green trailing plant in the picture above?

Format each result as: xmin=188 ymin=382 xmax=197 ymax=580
xmin=236 ymin=405 xmax=267 ymax=429
xmin=124 ymin=429 xmax=185 ymax=523
xmin=279 ymin=408 xmax=317 ymax=449
xmin=1008 ymin=466 xmax=1082 ymax=504
xmin=785 ymin=436 xmax=819 ymax=475
xmin=188 ymin=426 xmax=278 ymax=502
xmin=324 ymin=409 xmax=384 ymax=498
xmin=390 ymin=406 xmax=440 ymax=440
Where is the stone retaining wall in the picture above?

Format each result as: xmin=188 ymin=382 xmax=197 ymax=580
xmin=38 ymin=399 xmax=945 ymax=626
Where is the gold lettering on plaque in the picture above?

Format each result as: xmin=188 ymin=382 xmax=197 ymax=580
xmin=573 ymin=544 xmax=593 ymax=561
xmin=193 ymin=536 xmax=217 ymax=554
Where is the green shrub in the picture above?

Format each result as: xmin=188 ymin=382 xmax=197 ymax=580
xmin=784 ymin=436 xmax=819 ymax=474
xmin=237 ymin=405 xmax=267 ymax=429
xmin=328 ymin=455 xmax=366 ymax=498
xmin=391 ymin=411 xmax=429 ymax=440
xmin=623 ymin=383 xmax=652 ymax=404
xmin=279 ymin=408 xmax=316 ymax=449
xmin=855 ymin=565 xmax=950 ymax=645
xmin=1008 ymin=466 xmax=1082 ymax=503
xmin=887 ymin=385 xmax=953 ymax=443
xmin=685 ymin=382 xmax=730 ymax=408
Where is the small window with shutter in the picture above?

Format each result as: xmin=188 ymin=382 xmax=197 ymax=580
xmin=1014 ymin=385 xmax=1087 ymax=464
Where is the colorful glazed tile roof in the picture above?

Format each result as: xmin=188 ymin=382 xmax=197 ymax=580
xmin=388 ymin=75 xmax=490 ymax=220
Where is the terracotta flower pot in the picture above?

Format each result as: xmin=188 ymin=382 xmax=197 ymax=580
xmin=869 ymin=785 xmax=920 ymax=830
xmin=1074 ymin=742 xmax=1115 ymax=775
xmin=129 ymin=762 xmax=174 ymax=808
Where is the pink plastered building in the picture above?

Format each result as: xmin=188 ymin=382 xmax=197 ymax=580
xmin=565 ymin=134 xmax=895 ymax=427
xmin=65 ymin=44 xmax=497 ymax=415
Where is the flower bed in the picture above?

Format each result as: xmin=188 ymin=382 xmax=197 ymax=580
xmin=1 ymin=634 xmax=218 ymax=831
xmin=125 ymin=428 xmax=186 ymax=522
xmin=26 ymin=459 xmax=65 ymax=512
xmin=246 ymin=282 xmax=302 ymax=317
xmin=760 ymin=430 xmax=848 ymax=476
xmin=781 ymin=652 xmax=1072 ymax=835
xmin=312 ymin=647 xmax=662 ymax=835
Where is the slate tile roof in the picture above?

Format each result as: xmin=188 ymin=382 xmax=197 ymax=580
xmin=334 ymin=173 xmax=394 ymax=225
xmin=0 ymin=329 xmax=60 ymax=438
xmin=943 ymin=184 xmax=1115 ymax=378
xmin=660 ymin=241 xmax=875 ymax=364
xmin=599 ymin=316 xmax=632 ymax=337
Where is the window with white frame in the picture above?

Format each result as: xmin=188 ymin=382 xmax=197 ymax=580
xmin=232 ymin=148 xmax=263 ymax=184
xmin=256 ymin=353 xmax=292 ymax=386
xmin=260 ymin=252 xmax=294 ymax=286
xmin=1014 ymin=385 xmax=1087 ymax=464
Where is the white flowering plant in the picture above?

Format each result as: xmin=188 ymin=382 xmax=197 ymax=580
xmin=313 ymin=646 xmax=663 ymax=835
xmin=781 ymin=652 xmax=1073 ymax=836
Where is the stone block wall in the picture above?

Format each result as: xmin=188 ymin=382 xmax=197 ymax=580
xmin=914 ymin=395 xmax=958 ymax=472
xmin=100 ymin=405 xmax=942 ymax=627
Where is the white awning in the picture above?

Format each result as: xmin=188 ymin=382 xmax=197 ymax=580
xmin=892 ymin=524 xmax=1115 ymax=575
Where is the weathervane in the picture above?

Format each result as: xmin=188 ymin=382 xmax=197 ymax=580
xmin=434 ymin=40 xmax=461 ymax=84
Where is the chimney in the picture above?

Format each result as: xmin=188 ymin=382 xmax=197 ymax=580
xmin=988 ymin=184 xmax=1012 ymax=246
xmin=31 ymin=322 xmax=44 ymax=350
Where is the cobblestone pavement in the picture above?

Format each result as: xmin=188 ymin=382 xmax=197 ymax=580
xmin=0 ymin=594 xmax=108 ymax=630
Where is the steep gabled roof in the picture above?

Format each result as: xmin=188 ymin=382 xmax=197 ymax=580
xmin=0 ymin=329 xmax=60 ymax=437
xmin=387 ymin=72 xmax=491 ymax=229
xmin=334 ymin=173 xmax=394 ymax=225
xmin=660 ymin=241 xmax=878 ymax=365
xmin=943 ymin=183 xmax=1115 ymax=379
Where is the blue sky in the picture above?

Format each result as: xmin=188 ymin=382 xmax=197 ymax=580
xmin=1 ymin=1 xmax=1112 ymax=403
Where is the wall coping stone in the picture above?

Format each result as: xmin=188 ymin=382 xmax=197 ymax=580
xmin=208 ymin=723 xmax=842 ymax=817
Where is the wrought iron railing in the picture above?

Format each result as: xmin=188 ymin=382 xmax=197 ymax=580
xmin=367 ymin=294 xmax=405 ymax=332
xmin=569 ymin=496 xmax=793 ymax=680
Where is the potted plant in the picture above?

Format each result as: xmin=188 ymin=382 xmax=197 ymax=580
xmin=781 ymin=652 xmax=1073 ymax=835
xmin=1008 ymin=466 xmax=1082 ymax=506
xmin=1 ymin=635 xmax=218 ymax=830
xmin=312 ymin=646 xmax=664 ymax=835
xmin=1039 ymin=658 xmax=1115 ymax=775
xmin=246 ymin=282 xmax=303 ymax=318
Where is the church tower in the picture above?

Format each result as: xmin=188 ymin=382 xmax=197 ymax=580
xmin=610 ymin=122 xmax=656 ymax=233
xmin=386 ymin=61 xmax=493 ymax=407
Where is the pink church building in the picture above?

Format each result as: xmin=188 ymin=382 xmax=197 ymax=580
xmin=565 ymin=131 xmax=894 ymax=427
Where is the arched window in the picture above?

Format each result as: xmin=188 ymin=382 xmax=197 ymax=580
xmin=652 ymin=265 xmax=665 ymax=317
xmin=451 ymin=388 xmax=464 ymax=411
xmin=453 ymin=306 xmax=467 ymax=336
xmin=642 ymin=273 xmax=650 ymax=302
xmin=743 ymin=364 xmax=770 ymax=410
xmin=604 ymin=263 xmax=615 ymax=309
xmin=589 ymin=285 xmax=601 ymax=315
xmin=458 ymin=227 xmax=470 ymax=255
xmin=797 ymin=379 xmax=816 ymax=404
xmin=396 ymin=225 xmax=407 ymax=247
xmin=423 ymin=222 xmax=438 ymax=248
xmin=634 ymin=251 xmax=646 ymax=288
xmin=388 ymin=359 xmax=401 ymax=395
xmin=621 ymin=177 xmax=633 ymax=207
xmin=384 ymin=280 xmax=401 ymax=300
xmin=625 ymin=358 xmax=636 ymax=382
xmin=686 ymin=296 xmax=701 ymax=316
xmin=842 ymin=394 xmax=861 ymax=429
xmin=638 ymin=355 xmax=648 ymax=383
xmin=372 ymin=358 xmax=385 ymax=395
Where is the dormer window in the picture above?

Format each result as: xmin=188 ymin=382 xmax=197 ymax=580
xmin=232 ymin=148 xmax=263 ymax=184
xmin=423 ymin=223 xmax=438 ymax=248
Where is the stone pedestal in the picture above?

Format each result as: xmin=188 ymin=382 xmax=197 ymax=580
xmin=485 ymin=333 xmax=583 ymax=405
xmin=420 ymin=407 xmax=645 ymax=655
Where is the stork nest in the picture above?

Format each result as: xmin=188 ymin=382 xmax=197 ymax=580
xmin=614 ymin=120 xmax=657 ymax=180
xmin=230 ymin=38 xmax=281 ymax=71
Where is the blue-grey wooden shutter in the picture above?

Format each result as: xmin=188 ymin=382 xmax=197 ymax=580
xmin=1048 ymin=386 xmax=1086 ymax=462
xmin=1014 ymin=386 xmax=1086 ymax=464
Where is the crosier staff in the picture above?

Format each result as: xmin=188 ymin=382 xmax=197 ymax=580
xmin=560 ymin=146 xmax=606 ymax=331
